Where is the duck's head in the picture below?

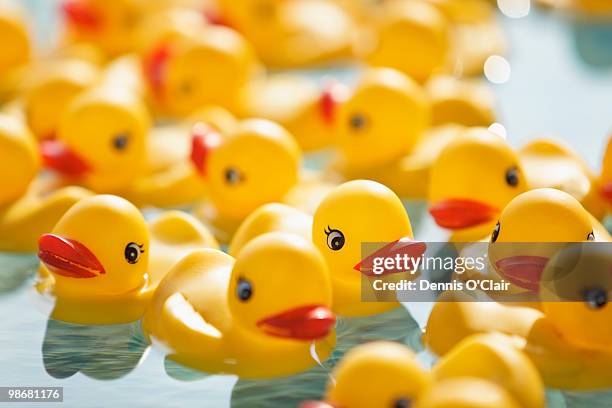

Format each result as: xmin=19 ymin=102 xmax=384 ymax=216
xmin=61 ymin=0 xmax=143 ymax=55
xmin=429 ymin=128 xmax=527 ymax=230
xmin=0 ymin=3 xmax=30 ymax=73
xmin=229 ymin=232 xmax=335 ymax=341
xmin=143 ymin=26 xmax=257 ymax=116
xmin=601 ymin=135 xmax=612 ymax=206
xmin=303 ymin=341 xmax=431 ymax=408
xmin=335 ymin=68 xmax=430 ymax=168
xmin=540 ymin=242 xmax=612 ymax=351
xmin=313 ymin=181 xmax=425 ymax=295
xmin=42 ymin=86 xmax=150 ymax=192
xmin=23 ymin=59 xmax=99 ymax=140
xmin=38 ymin=195 xmax=149 ymax=297
xmin=0 ymin=114 xmax=39 ymax=205
xmin=191 ymin=119 xmax=300 ymax=220
xmin=489 ymin=189 xmax=595 ymax=292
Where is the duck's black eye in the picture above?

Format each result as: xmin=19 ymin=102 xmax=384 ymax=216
xmin=112 ymin=133 xmax=130 ymax=151
xmin=124 ymin=242 xmax=143 ymax=264
xmin=325 ymin=227 xmax=345 ymax=251
xmin=349 ymin=113 xmax=367 ymax=131
xmin=236 ymin=278 xmax=253 ymax=301
xmin=491 ymin=222 xmax=500 ymax=243
xmin=393 ymin=398 xmax=411 ymax=408
xmin=583 ymin=287 xmax=608 ymax=310
xmin=505 ymin=167 xmax=519 ymax=187
xmin=224 ymin=168 xmax=243 ymax=185
xmin=587 ymin=232 xmax=595 ymax=241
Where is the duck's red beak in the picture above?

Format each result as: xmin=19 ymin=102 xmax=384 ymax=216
xmin=190 ymin=123 xmax=222 ymax=176
xmin=601 ymin=182 xmax=612 ymax=204
xmin=429 ymin=199 xmax=499 ymax=229
xmin=143 ymin=43 xmax=172 ymax=98
xmin=41 ymin=140 xmax=91 ymax=177
xmin=494 ymin=256 xmax=549 ymax=292
xmin=257 ymin=305 xmax=335 ymax=341
xmin=319 ymin=82 xmax=348 ymax=125
xmin=61 ymin=0 xmax=104 ymax=31
xmin=38 ymin=234 xmax=105 ymax=279
xmin=354 ymin=239 xmax=427 ymax=276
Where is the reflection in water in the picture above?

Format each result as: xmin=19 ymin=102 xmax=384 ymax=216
xmin=164 ymin=357 xmax=210 ymax=382
xmin=572 ymin=19 xmax=612 ymax=68
xmin=0 ymin=254 xmax=38 ymax=294
xmin=231 ymin=307 xmax=422 ymax=407
xmin=42 ymin=319 xmax=148 ymax=380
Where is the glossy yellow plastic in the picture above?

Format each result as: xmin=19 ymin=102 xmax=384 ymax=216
xmin=0 ymin=2 xmax=30 ymax=100
xmin=37 ymin=195 xmax=218 ymax=324
xmin=143 ymin=232 xmax=335 ymax=378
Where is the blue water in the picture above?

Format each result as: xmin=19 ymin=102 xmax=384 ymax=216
xmin=2 ymin=2 xmax=612 ymax=407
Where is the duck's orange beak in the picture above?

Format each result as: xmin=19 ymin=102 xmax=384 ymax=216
xmin=494 ymin=255 xmax=549 ymax=292
xmin=257 ymin=305 xmax=335 ymax=341
xmin=40 ymin=140 xmax=91 ymax=176
xmin=190 ymin=123 xmax=222 ymax=176
xmin=143 ymin=43 xmax=172 ymax=99
xmin=319 ymin=82 xmax=348 ymax=125
xmin=601 ymin=182 xmax=612 ymax=204
xmin=429 ymin=199 xmax=499 ymax=229
xmin=354 ymin=239 xmax=427 ymax=276
xmin=61 ymin=0 xmax=104 ymax=31
xmin=38 ymin=234 xmax=105 ymax=279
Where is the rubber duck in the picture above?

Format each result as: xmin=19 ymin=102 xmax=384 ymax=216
xmin=142 ymin=232 xmax=336 ymax=378
xmin=518 ymin=139 xmax=607 ymax=220
xmin=302 ymin=334 xmax=544 ymax=408
xmin=191 ymin=119 xmax=302 ymax=242
xmin=429 ymin=128 xmax=528 ymax=242
xmin=217 ymin=0 xmax=354 ymax=68
xmin=140 ymin=18 xmax=259 ymax=117
xmin=238 ymin=74 xmax=346 ymax=152
xmin=426 ymin=241 xmax=612 ymax=390
xmin=0 ymin=1 xmax=31 ymax=101
xmin=601 ymin=135 xmax=612 ymax=213
xmin=37 ymin=194 xmax=218 ymax=324
xmin=0 ymin=114 xmax=91 ymax=252
xmin=536 ymin=0 xmax=612 ymax=15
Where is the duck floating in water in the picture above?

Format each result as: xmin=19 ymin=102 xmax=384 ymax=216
xmin=37 ymin=194 xmax=218 ymax=324
xmin=143 ymin=232 xmax=336 ymax=378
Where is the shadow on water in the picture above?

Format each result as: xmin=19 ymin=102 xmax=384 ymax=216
xmin=42 ymin=319 xmax=149 ymax=380
xmin=0 ymin=253 xmax=38 ymax=294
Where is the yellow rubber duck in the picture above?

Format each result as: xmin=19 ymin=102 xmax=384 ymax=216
xmin=601 ymin=135 xmax=612 ymax=213
xmin=217 ymin=0 xmax=354 ymax=68
xmin=302 ymin=333 xmax=544 ymax=408
xmin=0 ymin=114 xmax=91 ymax=252
xmin=140 ymin=19 xmax=258 ymax=117
xmin=537 ymin=0 xmax=612 ymax=15
xmin=142 ymin=232 xmax=336 ymax=378
xmin=0 ymin=1 xmax=31 ymax=101
xmin=426 ymin=241 xmax=612 ymax=389
xmin=429 ymin=128 xmax=528 ymax=242
xmin=518 ymin=139 xmax=607 ymax=220
xmin=37 ymin=194 xmax=218 ymax=324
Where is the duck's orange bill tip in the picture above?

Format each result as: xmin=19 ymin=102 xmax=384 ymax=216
xmin=354 ymin=239 xmax=427 ymax=275
xmin=143 ymin=43 xmax=172 ymax=97
xmin=601 ymin=182 xmax=612 ymax=204
xmin=429 ymin=199 xmax=499 ymax=230
xmin=319 ymin=82 xmax=348 ymax=125
xmin=190 ymin=123 xmax=222 ymax=176
xmin=40 ymin=140 xmax=91 ymax=176
xmin=38 ymin=234 xmax=105 ymax=279
xmin=257 ymin=305 xmax=336 ymax=341
xmin=494 ymin=255 xmax=549 ymax=292
xmin=61 ymin=0 xmax=103 ymax=31
xmin=299 ymin=402 xmax=338 ymax=408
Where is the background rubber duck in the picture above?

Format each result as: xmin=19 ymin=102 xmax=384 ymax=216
xmin=303 ymin=334 xmax=544 ymax=408
xmin=0 ymin=113 xmax=91 ymax=252
xmin=143 ymin=232 xmax=336 ymax=378
xmin=37 ymin=194 xmax=218 ymax=324
xmin=217 ymin=0 xmax=355 ymax=68
xmin=601 ymin=135 xmax=612 ymax=215
xmin=0 ymin=1 xmax=31 ymax=102
xmin=429 ymin=128 xmax=528 ymax=241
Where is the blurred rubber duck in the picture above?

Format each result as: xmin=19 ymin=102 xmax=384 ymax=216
xmin=518 ymin=139 xmax=607 ymax=220
xmin=140 ymin=14 xmax=259 ymax=117
xmin=426 ymin=241 xmax=612 ymax=390
xmin=0 ymin=114 xmax=91 ymax=252
xmin=0 ymin=1 xmax=31 ymax=101
xmin=302 ymin=334 xmax=544 ymax=408
xmin=601 ymin=135 xmax=612 ymax=213
xmin=217 ymin=0 xmax=354 ymax=68
xmin=37 ymin=194 xmax=218 ymax=324
xmin=537 ymin=0 xmax=612 ymax=15
xmin=429 ymin=128 xmax=528 ymax=241
xmin=143 ymin=232 xmax=336 ymax=378
xmin=238 ymin=74 xmax=346 ymax=152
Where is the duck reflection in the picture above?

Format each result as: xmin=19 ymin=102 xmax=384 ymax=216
xmin=42 ymin=319 xmax=148 ymax=380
